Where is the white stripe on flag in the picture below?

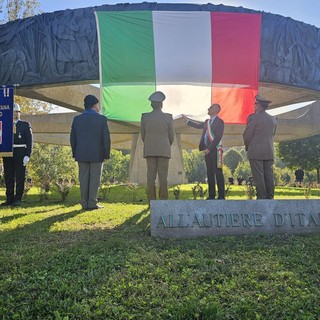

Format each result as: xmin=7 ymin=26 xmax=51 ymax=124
xmin=159 ymin=84 xmax=212 ymax=116
xmin=152 ymin=11 xmax=212 ymax=85
xmin=153 ymin=12 xmax=212 ymax=116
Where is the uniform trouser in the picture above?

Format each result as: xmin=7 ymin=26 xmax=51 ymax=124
xmin=249 ymin=159 xmax=274 ymax=199
xmin=78 ymin=162 xmax=103 ymax=209
xmin=146 ymin=157 xmax=169 ymax=201
xmin=205 ymin=151 xmax=225 ymax=199
xmin=3 ymin=153 xmax=26 ymax=203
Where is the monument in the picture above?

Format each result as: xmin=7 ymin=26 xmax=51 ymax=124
xmin=151 ymin=200 xmax=320 ymax=238
xmin=0 ymin=2 xmax=319 ymax=185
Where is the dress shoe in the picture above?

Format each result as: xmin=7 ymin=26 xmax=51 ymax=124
xmin=217 ymin=197 xmax=225 ymax=200
xmin=88 ymin=204 xmax=104 ymax=211
xmin=206 ymin=197 xmax=215 ymax=200
xmin=11 ymin=200 xmax=21 ymax=206
xmin=1 ymin=201 xmax=13 ymax=206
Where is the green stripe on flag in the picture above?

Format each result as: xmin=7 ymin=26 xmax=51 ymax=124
xmin=96 ymin=11 xmax=156 ymax=121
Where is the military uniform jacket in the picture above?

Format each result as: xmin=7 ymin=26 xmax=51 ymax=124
xmin=70 ymin=110 xmax=111 ymax=162
xmin=141 ymin=109 xmax=174 ymax=158
xmin=243 ymin=111 xmax=277 ymax=160
xmin=13 ymin=120 xmax=33 ymax=157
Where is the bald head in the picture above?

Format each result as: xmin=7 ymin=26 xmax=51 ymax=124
xmin=208 ymin=103 xmax=221 ymax=117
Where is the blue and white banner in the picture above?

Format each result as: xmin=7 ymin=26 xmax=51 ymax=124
xmin=0 ymin=85 xmax=14 ymax=157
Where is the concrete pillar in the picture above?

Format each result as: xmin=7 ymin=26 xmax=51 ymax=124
xmin=169 ymin=132 xmax=186 ymax=185
xmin=129 ymin=132 xmax=185 ymax=186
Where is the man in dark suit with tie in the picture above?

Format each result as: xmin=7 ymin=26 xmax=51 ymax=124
xmin=70 ymin=95 xmax=111 ymax=210
xmin=184 ymin=104 xmax=225 ymax=200
xmin=1 ymin=103 xmax=33 ymax=206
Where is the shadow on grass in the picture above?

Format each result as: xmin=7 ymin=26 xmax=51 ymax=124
xmin=20 ymin=196 xmax=81 ymax=208
xmin=21 ymin=186 xmax=149 ymax=206
xmin=0 ymin=213 xmax=28 ymax=223
xmin=114 ymin=208 xmax=150 ymax=232
xmin=0 ymin=208 xmax=84 ymax=239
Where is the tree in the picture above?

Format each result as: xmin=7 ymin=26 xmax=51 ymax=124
xmin=234 ymin=161 xmax=252 ymax=182
xmin=28 ymin=143 xmax=77 ymax=187
xmin=277 ymin=135 xmax=320 ymax=183
xmin=14 ymin=96 xmax=55 ymax=114
xmin=273 ymin=143 xmax=287 ymax=169
xmin=183 ymin=150 xmax=206 ymax=183
xmin=5 ymin=0 xmax=40 ymax=20
xmin=273 ymin=166 xmax=293 ymax=186
xmin=223 ymin=148 xmax=243 ymax=174
xmin=101 ymin=149 xmax=130 ymax=184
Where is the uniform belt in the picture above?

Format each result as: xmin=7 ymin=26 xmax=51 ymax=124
xmin=13 ymin=144 xmax=27 ymax=148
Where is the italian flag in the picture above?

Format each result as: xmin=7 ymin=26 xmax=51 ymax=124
xmin=95 ymin=11 xmax=261 ymax=124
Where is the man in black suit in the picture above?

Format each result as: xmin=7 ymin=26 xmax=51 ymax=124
xmin=70 ymin=95 xmax=111 ymax=210
xmin=184 ymin=104 xmax=225 ymax=200
xmin=294 ymin=168 xmax=304 ymax=187
xmin=1 ymin=103 xmax=33 ymax=206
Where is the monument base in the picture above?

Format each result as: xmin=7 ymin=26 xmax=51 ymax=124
xmin=150 ymin=200 xmax=320 ymax=238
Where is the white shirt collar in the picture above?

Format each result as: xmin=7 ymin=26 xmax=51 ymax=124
xmin=210 ymin=115 xmax=217 ymax=123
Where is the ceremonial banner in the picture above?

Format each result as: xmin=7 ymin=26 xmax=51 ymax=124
xmin=0 ymin=85 xmax=14 ymax=157
xmin=96 ymin=11 xmax=261 ymax=123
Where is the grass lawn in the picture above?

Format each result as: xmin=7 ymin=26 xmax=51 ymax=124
xmin=0 ymin=185 xmax=319 ymax=319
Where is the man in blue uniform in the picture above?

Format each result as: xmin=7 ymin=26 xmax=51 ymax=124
xmin=1 ymin=103 xmax=33 ymax=206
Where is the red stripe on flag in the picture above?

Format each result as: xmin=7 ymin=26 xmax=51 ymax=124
xmin=211 ymin=12 xmax=261 ymax=124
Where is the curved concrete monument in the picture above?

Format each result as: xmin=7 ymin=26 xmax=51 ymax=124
xmin=1 ymin=3 xmax=320 ymax=185
xmin=1 ymin=3 xmax=320 ymax=105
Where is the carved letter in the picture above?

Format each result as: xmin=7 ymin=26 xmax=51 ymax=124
xmin=157 ymin=215 xmax=167 ymax=228
xmin=296 ymin=213 xmax=305 ymax=226
xmin=192 ymin=214 xmax=203 ymax=227
xmin=274 ymin=213 xmax=284 ymax=226
xmin=253 ymin=213 xmax=263 ymax=226
xmin=241 ymin=213 xmax=253 ymax=227
xmin=178 ymin=214 xmax=188 ymax=227
xmin=202 ymin=214 xmax=212 ymax=227
xmin=231 ymin=213 xmax=241 ymax=227
xmin=307 ymin=213 xmax=319 ymax=226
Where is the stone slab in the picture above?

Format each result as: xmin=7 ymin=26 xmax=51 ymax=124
xmin=150 ymin=200 xmax=320 ymax=238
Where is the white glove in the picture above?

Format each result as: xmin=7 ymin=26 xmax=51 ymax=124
xmin=23 ymin=156 xmax=29 ymax=166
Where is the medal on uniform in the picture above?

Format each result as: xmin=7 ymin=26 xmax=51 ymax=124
xmin=18 ymin=133 xmax=21 ymax=139
xmin=13 ymin=124 xmax=16 ymax=134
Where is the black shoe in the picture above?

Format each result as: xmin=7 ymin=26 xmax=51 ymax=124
xmin=206 ymin=197 xmax=215 ymax=200
xmin=217 ymin=197 xmax=225 ymax=200
xmin=11 ymin=200 xmax=21 ymax=206
xmin=88 ymin=205 xmax=104 ymax=211
xmin=1 ymin=201 xmax=13 ymax=206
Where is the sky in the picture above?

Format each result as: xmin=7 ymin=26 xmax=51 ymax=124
xmin=1 ymin=0 xmax=318 ymax=28
xmin=1 ymin=0 xmax=318 ymax=113
xmin=37 ymin=0 xmax=320 ymax=28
